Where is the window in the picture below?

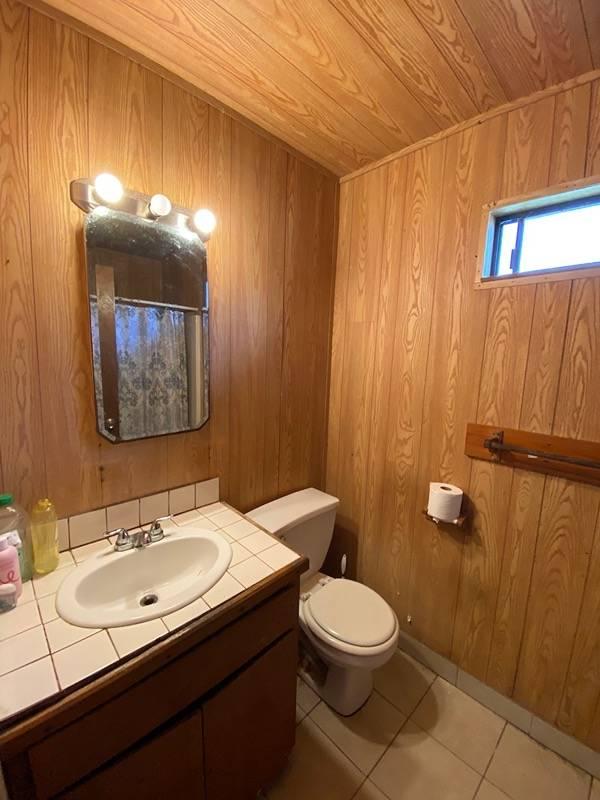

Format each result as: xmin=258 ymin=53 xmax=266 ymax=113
xmin=480 ymin=183 xmax=600 ymax=285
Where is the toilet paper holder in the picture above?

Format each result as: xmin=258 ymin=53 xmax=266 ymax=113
xmin=422 ymin=508 xmax=468 ymax=528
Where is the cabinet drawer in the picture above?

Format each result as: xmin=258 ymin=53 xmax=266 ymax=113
xmin=57 ymin=709 xmax=204 ymax=800
xmin=28 ymin=584 xmax=298 ymax=798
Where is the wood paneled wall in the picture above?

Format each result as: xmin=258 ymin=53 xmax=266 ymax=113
xmin=328 ymin=75 xmax=600 ymax=747
xmin=0 ymin=0 xmax=337 ymax=518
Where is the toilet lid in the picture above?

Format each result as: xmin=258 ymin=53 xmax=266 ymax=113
xmin=306 ymin=579 xmax=396 ymax=647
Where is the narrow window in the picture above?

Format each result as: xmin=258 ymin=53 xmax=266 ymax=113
xmin=480 ymin=186 xmax=600 ymax=284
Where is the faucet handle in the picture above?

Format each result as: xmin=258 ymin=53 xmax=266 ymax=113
xmin=110 ymin=528 xmax=131 ymax=552
xmin=148 ymin=515 xmax=172 ymax=542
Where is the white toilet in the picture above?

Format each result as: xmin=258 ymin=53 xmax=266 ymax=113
xmin=247 ymin=487 xmax=399 ymax=716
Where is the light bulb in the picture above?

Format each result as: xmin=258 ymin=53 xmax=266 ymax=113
xmin=94 ymin=173 xmax=123 ymax=204
xmin=148 ymin=193 xmax=172 ymax=218
xmin=193 ymin=208 xmax=217 ymax=237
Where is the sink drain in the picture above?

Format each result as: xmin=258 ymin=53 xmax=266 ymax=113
xmin=139 ymin=593 xmax=158 ymax=607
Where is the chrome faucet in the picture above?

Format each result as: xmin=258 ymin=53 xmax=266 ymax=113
xmin=107 ymin=516 xmax=172 ymax=552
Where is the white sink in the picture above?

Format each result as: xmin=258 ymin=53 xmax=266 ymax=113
xmin=56 ymin=527 xmax=232 ymax=628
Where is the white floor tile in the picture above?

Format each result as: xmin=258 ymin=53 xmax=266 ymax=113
xmin=353 ymin=781 xmax=389 ymax=800
xmin=371 ymin=719 xmax=480 ymax=800
xmin=297 ymin=676 xmax=320 ymax=714
xmin=195 ymin=478 xmax=219 ymax=507
xmin=108 ymin=619 xmax=167 ymax=657
xmin=476 ymin=781 xmax=511 ymax=799
xmin=53 ymin=631 xmax=117 ymax=688
xmin=19 ymin=581 xmax=34 ymax=604
xmin=0 ymin=657 xmax=58 ymax=721
xmin=173 ymin=509 xmax=203 ymax=526
xmin=229 ymin=557 xmax=272 ymax=588
xmin=486 ymin=724 xmax=590 ymax=800
xmin=266 ymin=717 xmax=363 ymax=800
xmin=196 ymin=516 xmax=219 ymax=531
xmin=163 ymin=597 xmax=210 ymax=631
xmin=200 ymin=502 xmax=228 ymax=517
xmin=0 ymin=626 xmax=48 ymax=676
xmin=0 ymin=601 xmax=41 ymax=642
xmin=374 ymin=649 xmax=435 ymax=715
xmin=310 ymin=690 xmax=405 ymax=774
xmin=412 ymin=678 xmax=504 ymax=773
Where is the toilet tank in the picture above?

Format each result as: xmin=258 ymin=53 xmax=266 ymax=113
xmin=246 ymin=488 xmax=339 ymax=578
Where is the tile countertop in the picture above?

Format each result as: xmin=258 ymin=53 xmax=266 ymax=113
xmin=0 ymin=502 xmax=302 ymax=727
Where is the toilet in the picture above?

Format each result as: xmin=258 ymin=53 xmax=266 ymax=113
xmin=247 ymin=488 xmax=399 ymax=716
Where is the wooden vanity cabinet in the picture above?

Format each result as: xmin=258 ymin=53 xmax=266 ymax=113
xmin=0 ymin=567 xmax=303 ymax=800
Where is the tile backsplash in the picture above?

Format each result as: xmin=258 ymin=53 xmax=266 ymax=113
xmin=58 ymin=478 xmax=220 ymax=551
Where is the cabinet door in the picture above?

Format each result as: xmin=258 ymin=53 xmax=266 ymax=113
xmin=57 ymin=708 xmax=204 ymax=800
xmin=203 ymin=632 xmax=297 ymax=800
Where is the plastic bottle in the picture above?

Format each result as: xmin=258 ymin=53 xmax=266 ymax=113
xmin=0 ymin=494 xmax=32 ymax=581
xmin=0 ymin=538 xmax=22 ymax=598
xmin=31 ymin=498 xmax=59 ymax=575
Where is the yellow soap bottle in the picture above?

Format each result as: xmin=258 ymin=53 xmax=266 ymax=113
xmin=31 ymin=498 xmax=59 ymax=575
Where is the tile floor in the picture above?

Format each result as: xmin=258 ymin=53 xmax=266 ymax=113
xmin=267 ymin=650 xmax=598 ymax=800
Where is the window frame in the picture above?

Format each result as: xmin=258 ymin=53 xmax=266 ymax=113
xmin=476 ymin=175 xmax=600 ymax=290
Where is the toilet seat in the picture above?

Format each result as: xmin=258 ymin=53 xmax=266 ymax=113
xmin=303 ymin=579 xmax=398 ymax=655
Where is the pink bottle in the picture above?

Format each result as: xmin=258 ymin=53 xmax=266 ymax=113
xmin=0 ymin=538 xmax=22 ymax=598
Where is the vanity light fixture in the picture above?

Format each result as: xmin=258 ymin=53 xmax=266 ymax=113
xmin=148 ymin=193 xmax=172 ymax=219
xmin=193 ymin=208 xmax=217 ymax=240
xmin=93 ymin=173 xmax=124 ymax=205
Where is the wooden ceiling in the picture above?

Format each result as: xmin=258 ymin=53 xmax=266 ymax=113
xmin=28 ymin=0 xmax=600 ymax=176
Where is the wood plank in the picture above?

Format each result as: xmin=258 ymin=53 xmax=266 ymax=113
xmin=217 ymin=0 xmax=437 ymax=151
xmin=581 ymin=0 xmax=600 ymax=69
xmin=452 ymin=96 xmax=555 ymax=679
xmin=587 ymin=81 xmax=600 ymax=176
xmin=87 ymin=42 xmax=168 ymax=506
xmin=162 ymin=81 xmax=211 ymax=489
xmin=324 ymin=180 xmax=354 ymax=499
xmin=403 ymin=0 xmax=507 ymax=112
xmin=455 ymin=0 xmax=592 ymax=99
xmin=373 ymin=142 xmax=446 ymax=619
xmin=278 ymin=159 xmax=336 ymax=495
xmin=358 ymin=157 xmax=408 ymax=595
xmin=27 ymin=11 xmax=101 ymax=517
xmin=228 ymin=123 xmax=286 ymax=510
xmin=334 ymin=165 xmax=389 ymax=565
xmin=207 ymin=108 xmax=232 ymax=498
xmin=0 ymin=0 xmax=46 ymax=510
xmin=23 ymin=0 xmax=388 ymax=174
xmin=331 ymin=0 xmax=478 ymax=128
xmin=549 ymin=84 xmax=592 ymax=183
xmin=406 ymin=116 xmax=505 ymax=656
xmin=262 ymin=144 xmax=287 ymax=502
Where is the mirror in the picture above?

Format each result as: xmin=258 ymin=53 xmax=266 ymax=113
xmin=83 ymin=207 xmax=209 ymax=442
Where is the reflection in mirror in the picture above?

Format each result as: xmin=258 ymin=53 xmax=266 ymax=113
xmin=84 ymin=208 xmax=209 ymax=442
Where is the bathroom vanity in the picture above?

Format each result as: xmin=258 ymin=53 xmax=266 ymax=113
xmin=0 ymin=554 xmax=306 ymax=799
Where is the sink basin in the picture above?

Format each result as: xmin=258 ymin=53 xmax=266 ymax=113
xmin=56 ymin=527 xmax=232 ymax=628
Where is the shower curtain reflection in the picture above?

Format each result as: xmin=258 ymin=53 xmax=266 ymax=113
xmin=91 ymin=300 xmax=189 ymax=439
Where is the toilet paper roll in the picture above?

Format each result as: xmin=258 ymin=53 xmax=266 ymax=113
xmin=427 ymin=482 xmax=463 ymax=522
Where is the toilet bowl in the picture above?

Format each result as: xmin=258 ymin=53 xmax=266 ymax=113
xmin=247 ymin=488 xmax=399 ymax=715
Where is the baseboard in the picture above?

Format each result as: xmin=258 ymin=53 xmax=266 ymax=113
xmin=397 ymin=631 xmax=600 ymax=780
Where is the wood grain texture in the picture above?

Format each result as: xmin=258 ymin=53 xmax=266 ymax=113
xmin=278 ymin=158 xmax=336 ymax=495
xmin=374 ymin=142 xmax=446 ymax=617
xmin=330 ymin=76 xmax=600 ymax=749
xmin=0 ymin=0 xmax=46 ymax=509
xmin=27 ymin=11 xmax=101 ymax=517
xmin=162 ymin=81 xmax=211 ymax=489
xmin=1 ymin=2 xmax=338 ymax=518
xmin=21 ymin=0 xmax=600 ymax=175
xmin=406 ymin=117 xmax=505 ymax=656
xmin=455 ymin=0 xmax=592 ymax=99
xmin=88 ymin=42 xmax=169 ymax=506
